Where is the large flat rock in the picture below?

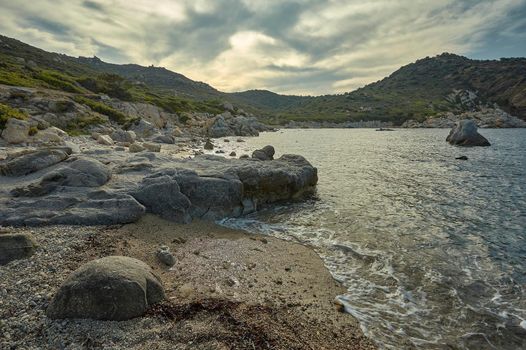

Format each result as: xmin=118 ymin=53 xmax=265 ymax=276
xmin=0 ymin=147 xmax=317 ymax=226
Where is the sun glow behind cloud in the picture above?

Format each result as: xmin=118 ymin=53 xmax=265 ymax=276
xmin=0 ymin=0 xmax=524 ymax=95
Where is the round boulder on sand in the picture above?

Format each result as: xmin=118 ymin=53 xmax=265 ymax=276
xmin=46 ymin=256 xmax=165 ymax=320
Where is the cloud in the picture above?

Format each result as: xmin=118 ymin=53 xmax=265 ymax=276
xmin=0 ymin=0 xmax=524 ymax=95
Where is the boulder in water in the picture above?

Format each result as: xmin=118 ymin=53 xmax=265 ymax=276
xmin=446 ymin=120 xmax=490 ymax=146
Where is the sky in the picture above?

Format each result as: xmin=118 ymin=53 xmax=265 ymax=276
xmin=0 ymin=0 xmax=525 ymax=95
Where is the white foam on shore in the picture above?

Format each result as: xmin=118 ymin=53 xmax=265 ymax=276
xmin=219 ymin=215 xmax=526 ymax=349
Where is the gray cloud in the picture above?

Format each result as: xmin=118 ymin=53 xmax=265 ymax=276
xmin=82 ymin=1 xmax=104 ymax=12
xmin=0 ymin=0 xmax=525 ymax=95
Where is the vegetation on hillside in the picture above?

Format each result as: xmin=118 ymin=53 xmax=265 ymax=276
xmin=0 ymin=102 xmax=27 ymax=129
xmin=1 ymin=34 xmax=525 ymax=126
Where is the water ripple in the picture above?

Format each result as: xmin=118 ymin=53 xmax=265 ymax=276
xmin=221 ymin=129 xmax=526 ymax=349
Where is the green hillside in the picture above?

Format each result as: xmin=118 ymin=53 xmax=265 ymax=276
xmin=243 ymin=54 xmax=526 ymax=125
xmin=1 ymin=34 xmax=525 ymax=126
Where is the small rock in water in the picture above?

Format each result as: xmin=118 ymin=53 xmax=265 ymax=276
xmin=456 ymin=156 xmax=468 ymax=160
xmin=446 ymin=120 xmax=490 ymax=147
xmin=215 ymin=150 xmax=225 ymax=154
xmin=229 ymin=151 xmax=236 ymax=157
xmin=224 ymin=139 xmax=230 ymax=142
xmin=157 ymin=246 xmax=176 ymax=267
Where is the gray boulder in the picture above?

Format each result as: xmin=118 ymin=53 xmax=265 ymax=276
xmin=152 ymin=135 xmax=175 ymax=144
xmin=222 ymin=102 xmax=235 ymax=112
xmin=0 ymin=146 xmax=317 ymax=226
xmin=1 ymin=118 xmax=30 ymax=144
xmin=130 ymin=119 xmax=158 ymax=138
xmin=252 ymin=145 xmax=275 ymax=161
xmin=12 ymin=158 xmax=111 ymax=197
xmin=111 ymin=129 xmax=136 ymax=143
xmin=446 ymin=120 xmax=491 ymax=146
xmin=0 ymin=147 xmax=71 ymax=176
xmin=1 ymin=192 xmax=145 ymax=226
xmin=97 ymin=134 xmax=113 ymax=146
xmin=129 ymin=143 xmax=145 ymax=153
xmin=0 ymin=233 xmax=37 ymax=265
xmin=157 ymin=246 xmax=176 ymax=267
xmin=170 ymin=169 xmax=244 ymax=220
xmin=131 ymin=174 xmax=192 ymax=223
xmin=47 ymin=256 xmax=165 ymax=320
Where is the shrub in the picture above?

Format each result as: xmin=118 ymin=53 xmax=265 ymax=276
xmin=73 ymin=96 xmax=128 ymax=124
xmin=65 ymin=113 xmax=107 ymax=135
xmin=0 ymin=103 xmax=27 ymax=129
xmin=77 ymin=73 xmax=133 ymax=100
xmin=35 ymin=70 xmax=85 ymax=93
xmin=28 ymin=126 xmax=38 ymax=136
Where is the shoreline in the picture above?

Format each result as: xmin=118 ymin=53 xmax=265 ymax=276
xmin=0 ymin=214 xmax=376 ymax=349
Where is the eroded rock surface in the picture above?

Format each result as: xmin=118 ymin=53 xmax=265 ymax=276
xmin=0 ymin=145 xmax=317 ymax=226
xmin=46 ymin=256 xmax=165 ymax=320
xmin=0 ymin=147 xmax=71 ymax=176
xmin=446 ymin=119 xmax=491 ymax=146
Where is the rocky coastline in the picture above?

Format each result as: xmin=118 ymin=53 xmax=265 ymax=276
xmin=0 ymin=85 xmax=375 ymax=348
xmin=401 ymin=107 xmax=526 ymax=128
xmin=281 ymin=107 xmax=526 ymax=129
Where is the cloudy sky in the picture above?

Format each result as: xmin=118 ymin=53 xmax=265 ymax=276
xmin=0 ymin=0 xmax=525 ymax=95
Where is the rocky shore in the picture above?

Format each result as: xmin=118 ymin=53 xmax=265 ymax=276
xmin=0 ymin=85 xmax=375 ymax=349
xmin=0 ymin=216 xmax=376 ymax=349
xmin=402 ymin=107 xmax=526 ymax=128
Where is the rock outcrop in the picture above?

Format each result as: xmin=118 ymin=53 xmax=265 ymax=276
xmin=47 ymin=256 xmax=165 ymax=320
xmin=0 ymin=147 xmax=71 ymax=176
xmin=131 ymin=173 xmax=192 ymax=223
xmin=0 ymin=233 xmax=37 ymax=265
xmin=1 ymin=118 xmax=30 ymax=144
xmin=0 ymin=145 xmax=317 ymax=226
xmin=207 ymin=113 xmax=273 ymax=138
xmin=446 ymin=120 xmax=491 ymax=146
xmin=11 ymin=158 xmax=111 ymax=197
xmin=402 ymin=108 xmax=526 ymax=128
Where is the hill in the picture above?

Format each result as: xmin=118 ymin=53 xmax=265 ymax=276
xmin=0 ymin=34 xmax=525 ymax=125
xmin=249 ymin=53 xmax=526 ymax=125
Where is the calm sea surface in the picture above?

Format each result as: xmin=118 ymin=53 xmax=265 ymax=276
xmin=220 ymin=129 xmax=526 ymax=349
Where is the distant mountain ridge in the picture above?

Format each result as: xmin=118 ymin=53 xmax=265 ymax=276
xmin=0 ymin=34 xmax=525 ymax=125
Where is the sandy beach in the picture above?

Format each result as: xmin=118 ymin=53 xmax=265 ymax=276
xmin=0 ymin=215 xmax=375 ymax=349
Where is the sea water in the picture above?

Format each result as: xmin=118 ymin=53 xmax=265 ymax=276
xmin=220 ymin=128 xmax=526 ymax=349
